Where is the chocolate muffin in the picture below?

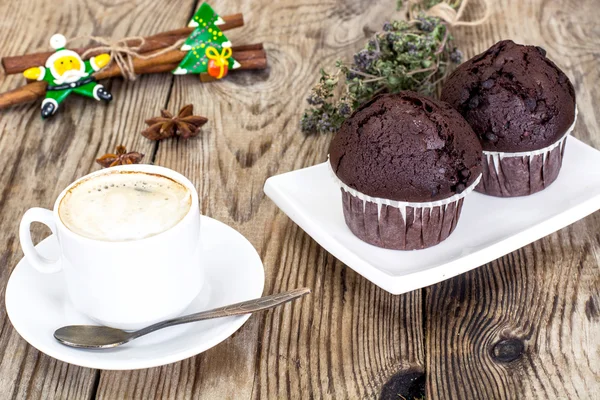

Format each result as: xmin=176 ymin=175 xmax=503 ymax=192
xmin=329 ymin=92 xmax=482 ymax=250
xmin=441 ymin=40 xmax=577 ymax=197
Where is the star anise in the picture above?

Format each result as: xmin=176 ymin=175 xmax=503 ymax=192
xmin=96 ymin=145 xmax=144 ymax=168
xmin=141 ymin=104 xmax=208 ymax=140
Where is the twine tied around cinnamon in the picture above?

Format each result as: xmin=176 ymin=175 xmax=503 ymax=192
xmin=409 ymin=0 xmax=491 ymax=27
xmin=76 ymin=36 xmax=185 ymax=80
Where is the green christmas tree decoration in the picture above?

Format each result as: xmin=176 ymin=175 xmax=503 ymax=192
xmin=172 ymin=3 xmax=240 ymax=77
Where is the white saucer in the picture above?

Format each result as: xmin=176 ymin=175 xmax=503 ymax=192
xmin=5 ymin=216 xmax=264 ymax=370
xmin=264 ymin=136 xmax=600 ymax=294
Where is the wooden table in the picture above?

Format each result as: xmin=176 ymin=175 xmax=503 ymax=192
xmin=0 ymin=0 xmax=598 ymax=398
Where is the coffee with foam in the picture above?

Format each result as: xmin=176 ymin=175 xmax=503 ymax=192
xmin=59 ymin=171 xmax=192 ymax=241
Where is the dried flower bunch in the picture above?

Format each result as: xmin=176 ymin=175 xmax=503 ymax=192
xmin=301 ymin=7 xmax=462 ymax=134
xmin=96 ymin=145 xmax=144 ymax=168
xmin=141 ymin=104 xmax=208 ymax=141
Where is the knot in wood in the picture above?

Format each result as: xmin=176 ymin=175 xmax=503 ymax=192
xmin=491 ymin=338 xmax=525 ymax=363
xmin=379 ymin=369 xmax=425 ymax=400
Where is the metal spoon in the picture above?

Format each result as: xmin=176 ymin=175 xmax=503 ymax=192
xmin=54 ymin=287 xmax=311 ymax=349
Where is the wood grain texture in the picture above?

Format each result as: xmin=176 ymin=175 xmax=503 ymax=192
xmin=0 ymin=0 xmax=598 ymax=399
xmin=425 ymin=0 xmax=600 ymax=399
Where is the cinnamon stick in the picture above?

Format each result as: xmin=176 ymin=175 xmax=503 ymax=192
xmin=94 ymin=47 xmax=266 ymax=79
xmin=1 ymin=13 xmax=244 ymax=75
xmin=221 ymin=43 xmax=263 ymax=52
xmin=0 ymin=47 xmax=267 ymax=110
xmin=0 ymin=81 xmax=46 ymax=109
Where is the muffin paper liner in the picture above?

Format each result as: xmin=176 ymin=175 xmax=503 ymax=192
xmin=328 ymin=162 xmax=482 ymax=250
xmin=477 ymin=106 xmax=578 ymax=197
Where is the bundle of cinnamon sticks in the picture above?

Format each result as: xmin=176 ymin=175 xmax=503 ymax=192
xmin=0 ymin=13 xmax=267 ymax=110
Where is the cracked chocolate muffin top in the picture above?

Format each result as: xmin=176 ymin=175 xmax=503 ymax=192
xmin=441 ymin=40 xmax=576 ymax=152
xmin=328 ymin=92 xmax=483 ymax=202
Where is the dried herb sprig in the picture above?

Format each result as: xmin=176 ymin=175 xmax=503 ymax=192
xmin=300 ymin=70 xmax=355 ymax=134
xmin=301 ymin=14 xmax=462 ymax=135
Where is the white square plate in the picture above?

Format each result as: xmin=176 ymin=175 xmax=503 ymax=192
xmin=264 ymin=136 xmax=600 ymax=294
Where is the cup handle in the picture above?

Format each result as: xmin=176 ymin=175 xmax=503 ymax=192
xmin=19 ymin=208 xmax=62 ymax=273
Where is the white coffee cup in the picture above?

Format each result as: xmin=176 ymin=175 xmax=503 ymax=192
xmin=19 ymin=164 xmax=203 ymax=330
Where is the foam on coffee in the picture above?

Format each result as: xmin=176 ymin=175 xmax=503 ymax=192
xmin=59 ymin=171 xmax=192 ymax=241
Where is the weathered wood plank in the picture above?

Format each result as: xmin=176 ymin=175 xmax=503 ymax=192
xmin=426 ymin=217 xmax=600 ymax=399
xmin=1 ymin=0 xmax=598 ymax=399
xmin=94 ymin=0 xmax=424 ymax=399
xmin=425 ymin=0 xmax=600 ymax=398
xmin=0 ymin=0 xmax=198 ymax=398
